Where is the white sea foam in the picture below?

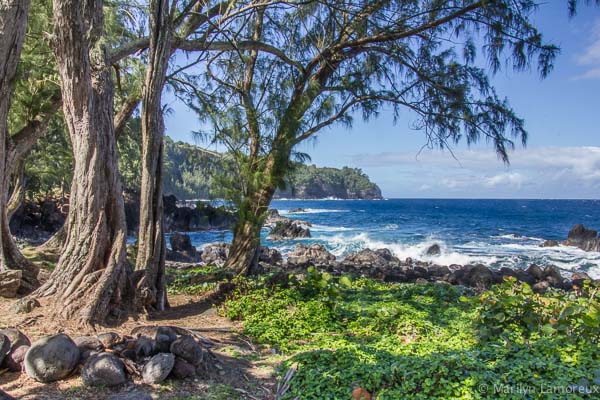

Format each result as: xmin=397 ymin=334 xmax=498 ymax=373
xmin=279 ymin=208 xmax=350 ymax=214
xmin=310 ymin=224 xmax=354 ymax=232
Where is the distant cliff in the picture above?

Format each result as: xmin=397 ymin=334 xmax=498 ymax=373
xmin=162 ymin=138 xmax=383 ymax=200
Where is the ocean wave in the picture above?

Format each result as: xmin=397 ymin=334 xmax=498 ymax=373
xmin=279 ymin=208 xmax=350 ymax=214
xmin=310 ymin=224 xmax=355 ymax=232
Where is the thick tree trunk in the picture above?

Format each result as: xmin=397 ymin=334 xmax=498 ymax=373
xmin=0 ymin=0 xmax=33 ymax=292
xmin=225 ymin=178 xmax=278 ymax=275
xmin=134 ymin=0 xmax=173 ymax=312
xmin=34 ymin=0 xmax=132 ymax=326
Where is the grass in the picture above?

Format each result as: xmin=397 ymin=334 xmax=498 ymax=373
xmin=222 ymin=274 xmax=600 ymax=399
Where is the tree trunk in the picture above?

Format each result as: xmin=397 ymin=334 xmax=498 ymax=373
xmin=34 ymin=0 xmax=132 ymax=327
xmin=134 ymin=0 xmax=173 ymax=312
xmin=0 ymin=0 xmax=33 ymax=291
xmin=7 ymin=159 xmax=25 ymax=220
xmin=36 ymin=222 xmax=66 ymax=253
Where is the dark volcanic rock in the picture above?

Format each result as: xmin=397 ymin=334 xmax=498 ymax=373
xmin=24 ymin=334 xmax=80 ymax=382
xmin=343 ymin=248 xmax=399 ymax=266
xmin=0 ymin=334 xmax=9 ymax=366
xmin=170 ymin=336 xmax=203 ymax=366
xmin=167 ymin=233 xmax=200 ymax=263
xmin=73 ymin=336 xmax=104 ymax=352
xmin=81 ymin=353 xmax=127 ymax=387
xmin=287 ymin=243 xmax=336 ymax=267
xmin=142 ymin=353 xmax=175 ymax=384
xmin=135 ymin=336 xmax=157 ymax=358
xmin=565 ymin=224 xmax=600 ymax=251
xmin=170 ymin=357 xmax=196 ymax=379
xmin=201 ymin=242 xmax=229 ymax=266
xmin=425 ymin=244 xmax=441 ymax=256
xmin=259 ymin=246 xmax=283 ymax=265
xmin=0 ymin=328 xmax=31 ymax=350
xmin=267 ymin=220 xmax=311 ymax=240
xmin=0 ymin=389 xmax=17 ymax=400
xmin=98 ymin=332 xmax=123 ymax=349
xmin=288 ymin=208 xmax=306 ymax=213
xmin=3 ymin=345 xmax=29 ymax=372
xmin=526 ymin=264 xmax=544 ymax=280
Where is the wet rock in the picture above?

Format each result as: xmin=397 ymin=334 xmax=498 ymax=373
xmin=98 ymin=332 xmax=123 ymax=349
xmin=3 ymin=344 xmax=29 ymax=372
xmin=287 ymin=243 xmax=336 ymax=267
xmin=543 ymin=266 xmax=563 ymax=284
xmin=541 ymin=240 xmax=559 ymax=247
xmin=107 ymin=391 xmax=153 ymax=400
xmin=425 ymin=244 xmax=441 ymax=256
xmin=201 ymin=242 xmax=229 ymax=266
xmin=142 ymin=353 xmax=175 ymax=384
xmin=24 ymin=334 xmax=80 ymax=382
xmin=267 ymin=220 xmax=311 ymax=240
xmin=259 ymin=246 xmax=283 ymax=265
xmin=565 ymin=224 xmax=600 ymax=251
xmin=170 ymin=357 xmax=196 ymax=379
xmin=9 ymin=298 xmax=41 ymax=314
xmin=170 ymin=336 xmax=203 ymax=366
xmin=81 ymin=352 xmax=127 ymax=387
xmin=0 ymin=270 xmax=22 ymax=298
xmin=526 ymin=264 xmax=544 ymax=281
xmin=288 ymin=208 xmax=306 ymax=213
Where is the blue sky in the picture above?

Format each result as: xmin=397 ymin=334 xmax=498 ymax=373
xmin=164 ymin=3 xmax=600 ymax=199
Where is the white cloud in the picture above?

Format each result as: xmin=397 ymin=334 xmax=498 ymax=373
xmin=575 ymin=18 xmax=600 ymax=80
xmin=350 ymin=146 xmax=600 ymax=198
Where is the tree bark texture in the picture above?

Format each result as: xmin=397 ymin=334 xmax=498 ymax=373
xmin=34 ymin=0 xmax=132 ymax=326
xmin=135 ymin=0 xmax=173 ymax=312
xmin=0 ymin=0 xmax=35 ymax=292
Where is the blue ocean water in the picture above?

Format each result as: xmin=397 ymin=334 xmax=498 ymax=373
xmin=173 ymin=199 xmax=600 ymax=278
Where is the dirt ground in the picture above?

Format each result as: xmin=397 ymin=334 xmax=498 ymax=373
xmin=0 ymin=293 xmax=281 ymax=400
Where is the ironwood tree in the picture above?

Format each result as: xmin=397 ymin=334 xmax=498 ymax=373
xmin=180 ymin=0 xmax=561 ymax=274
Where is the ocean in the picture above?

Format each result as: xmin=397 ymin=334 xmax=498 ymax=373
xmin=172 ymin=199 xmax=600 ymax=278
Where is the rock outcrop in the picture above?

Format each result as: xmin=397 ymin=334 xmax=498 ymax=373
xmin=267 ymin=220 xmax=311 ymax=240
xmin=167 ymin=233 xmax=200 ymax=262
xmin=565 ymin=224 xmax=600 ymax=252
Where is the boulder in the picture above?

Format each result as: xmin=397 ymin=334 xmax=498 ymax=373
xmin=97 ymin=332 xmax=123 ymax=349
xmin=259 ymin=246 xmax=283 ymax=265
xmin=142 ymin=353 xmax=175 ymax=384
xmin=9 ymin=298 xmax=40 ymax=314
xmin=0 ymin=270 xmax=22 ymax=298
xmin=81 ymin=353 xmax=127 ymax=387
xmin=526 ymin=264 xmax=544 ymax=281
xmin=571 ymin=272 xmax=592 ymax=286
xmin=170 ymin=336 xmax=203 ymax=366
xmin=287 ymin=243 xmax=336 ymax=267
xmin=167 ymin=233 xmax=200 ymax=262
xmin=344 ymin=248 xmax=398 ymax=266
xmin=0 ymin=334 xmax=9 ymax=366
xmin=73 ymin=336 xmax=104 ymax=352
xmin=3 ymin=345 xmax=29 ymax=372
xmin=107 ymin=392 xmax=153 ymax=400
xmin=543 ymin=266 xmax=563 ymax=284
xmin=532 ymin=280 xmax=551 ymax=293
xmin=135 ymin=336 xmax=157 ymax=358
xmin=0 ymin=390 xmax=17 ymax=400
xmin=425 ymin=244 xmax=441 ymax=256
xmin=565 ymin=224 xmax=600 ymax=251
xmin=170 ymin=357 xmax=196 ymax=379
xmin=465 ymin=264 xmax=498 ymax=287
xmin=267 ymin=220 xmax=311 ymax=240
xmin=24 ymin=334 xmax=80 ymax=382
xmin=0 ymin=328 xmax=30 ymax=350
xmin=201 ymin=242 xmax=229 ymax=266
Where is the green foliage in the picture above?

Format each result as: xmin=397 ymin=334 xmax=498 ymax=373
xmin=479 ymin=276 xmax=600 ymax=342
xmin=167 ymin=266 xmax=232 ymax=296
xmin=224 ymin=277 xmax=600 ymax=399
